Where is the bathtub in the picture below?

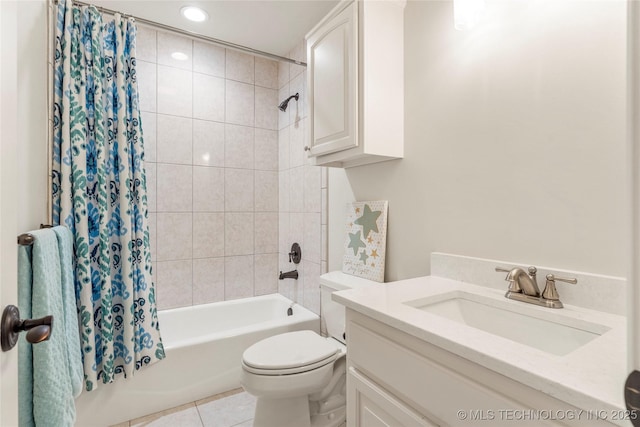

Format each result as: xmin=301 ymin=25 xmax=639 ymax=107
xmin=74 ymin=293 xmax=319 ymax=426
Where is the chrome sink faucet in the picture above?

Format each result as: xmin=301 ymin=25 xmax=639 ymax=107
xmin=495 ymin=266 xmax=577 ymax=309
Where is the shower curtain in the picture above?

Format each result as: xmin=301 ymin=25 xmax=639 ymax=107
xmin=52 ymin=0 xmax=165 ymax=391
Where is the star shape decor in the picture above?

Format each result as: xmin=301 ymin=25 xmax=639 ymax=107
xmin=347 ymin=230 xmax=367 ymax=256
xmin=342 ymin=200 xmax=388 ymax=282
xmin=354 ymin=204 xmax=382 ymax=239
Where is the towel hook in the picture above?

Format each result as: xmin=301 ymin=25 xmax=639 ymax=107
xmin=1 ymin=305 xmax=53 ymax=352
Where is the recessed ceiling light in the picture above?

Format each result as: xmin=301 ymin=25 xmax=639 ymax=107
xmin=171 ymin=52 xmax=189 ymax=61
xmin=181 ymin=6 xmax=208 ymax=22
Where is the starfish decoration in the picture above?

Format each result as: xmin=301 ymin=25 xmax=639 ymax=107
xmin=367 ymin=236 xmax=373 ymax=244
xmin=371 ymin=249 xmax=379 ymax=258
xmin=355 ymin=207 xmax=361 ymax=213
xmin=354 ymin=204 xmax=382 ymax=239
xmin=359 ymin=250 xmax=369 ymax=265
xmin=347 ymin=230 xmax=366 ymax=256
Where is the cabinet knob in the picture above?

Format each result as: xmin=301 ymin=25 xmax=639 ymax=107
xmin=304 ymin=146 xmax=310 ymax=151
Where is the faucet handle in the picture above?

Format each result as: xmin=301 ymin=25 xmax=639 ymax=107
xmin=548 ymin=274 xmax=577 ymax=285
xmin=495 ymin=266 xmax=537 ymax=275
xmin=542 ymin=274 xmax=577 ymax=301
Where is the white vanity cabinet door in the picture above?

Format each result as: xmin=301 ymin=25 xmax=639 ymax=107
xmin=348 ymin=367 xmax=438 ymax=427
xmin=306 ymin=2 xmax=358 ymax=157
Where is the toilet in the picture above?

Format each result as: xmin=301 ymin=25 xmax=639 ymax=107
xmin=241 ymin=271 xmax=375 ymax=427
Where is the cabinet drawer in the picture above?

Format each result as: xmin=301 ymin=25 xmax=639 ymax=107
xmin=348 ymin=321 xmax=561 ymax=427
xmin=348 ymin=367 xmax=438 ymax=427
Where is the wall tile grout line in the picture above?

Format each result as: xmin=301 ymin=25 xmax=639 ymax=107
xmin=138 ymin=37 xmax=284 ymax=91
xmin=253 ymin=55 xmax=257 ymax=297
xmin=191 ymin=37 xmax=195 ymax=307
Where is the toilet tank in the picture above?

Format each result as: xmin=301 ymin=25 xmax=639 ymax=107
xmin=320 ymin=271 xmax=379 ymax=343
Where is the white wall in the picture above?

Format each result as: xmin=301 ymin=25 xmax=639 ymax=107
xmin=17 ymin=0 xmax=48 ymax=232
xmin=2 ymin=2 xmax=23 ymax=424
xmin=1 ymin=1 xmax=47 ymax=424
xmin=329 ymin=0 xmax=627 ymax=281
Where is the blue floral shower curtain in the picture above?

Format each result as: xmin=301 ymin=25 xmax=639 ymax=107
xmin=52 ymin=0 xmax=164 ymax=391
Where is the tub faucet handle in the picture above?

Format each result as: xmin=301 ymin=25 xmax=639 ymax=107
xmin=288 ymin=243 xmax=301 ymax=264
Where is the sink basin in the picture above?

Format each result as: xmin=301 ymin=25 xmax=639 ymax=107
xmin=404 ymin=291 xmax=611 ymax=356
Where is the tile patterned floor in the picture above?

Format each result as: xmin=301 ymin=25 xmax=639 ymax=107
xmin=111 ymin=389 xmax=256 ymax=427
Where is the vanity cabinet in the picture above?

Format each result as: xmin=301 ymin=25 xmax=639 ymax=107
xmin=345 ymin=309 xmax=616 ymax=427
xmin=305 ymin=0 xmax=404 ymax=168
xmin=349 ymin=367 xmax=437 ymax=427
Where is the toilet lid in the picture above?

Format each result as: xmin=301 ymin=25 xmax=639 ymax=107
xmin=242 ymin=331 xmax=340 ymax=371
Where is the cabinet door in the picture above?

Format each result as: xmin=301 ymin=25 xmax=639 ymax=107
xmin=306 ymin=2 xmax=358 ymax=157
xmin=348 ymin=367 xmax=439 ymax=427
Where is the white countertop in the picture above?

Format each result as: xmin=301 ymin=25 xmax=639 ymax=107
xmin=332 ymin=274 xmax=627 ymax=420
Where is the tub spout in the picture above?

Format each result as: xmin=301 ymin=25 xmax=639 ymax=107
xmin=279 ymin=270 xmax=298 ymax=280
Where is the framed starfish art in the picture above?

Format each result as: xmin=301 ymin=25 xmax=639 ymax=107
xmin=343 ymin=201 xmax=388 ymax=282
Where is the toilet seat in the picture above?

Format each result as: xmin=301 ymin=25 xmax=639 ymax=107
xmin=242 ymin=354 xmax=337 ymax=375
xmin=242 ymin=331 xmax=340 ymax=376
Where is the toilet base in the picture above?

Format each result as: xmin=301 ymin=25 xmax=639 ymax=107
xmin=252 ymin=396 xmax=346 ymax=427
xmin=253 ymin=396 xmax=311 ymax=427
xmin=311 ymin=405 xmax=346 ymax=427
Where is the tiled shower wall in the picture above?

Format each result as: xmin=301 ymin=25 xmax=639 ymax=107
xmin=136 ymin=25 xmax=281 ymax=310
xmin=277 ymin=40 xmax=328 ymax=315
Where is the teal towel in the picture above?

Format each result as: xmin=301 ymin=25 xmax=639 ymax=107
xmin=18 ymin=245 xmax=34 ymax=427
xmin=18 ymin=228 xmax=77 ymax=427
xmin=52 ymin=226 xmax=83 ymax=397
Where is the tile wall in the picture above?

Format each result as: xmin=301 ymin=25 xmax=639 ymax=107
xmin=136 ymin=25 xmax=281 ymax=310
xmin=277 ymin=40 xmax=328 ymax=315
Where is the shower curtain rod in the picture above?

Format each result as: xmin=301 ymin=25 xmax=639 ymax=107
xmin=52 ymin=0 xmax=307 ymax=67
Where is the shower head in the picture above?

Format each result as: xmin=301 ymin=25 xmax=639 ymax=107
xmin=278 ymin=93 xmax=299 ymax=112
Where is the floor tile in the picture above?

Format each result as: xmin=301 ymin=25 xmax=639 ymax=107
xmin=196 ymin=391 xmax=257 ymax=427
xmin=130 ymin=402 xmax=203 ymax=427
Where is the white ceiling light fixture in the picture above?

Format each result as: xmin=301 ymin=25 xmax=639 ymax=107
xmin=454 ymin=0 xmax=485 ymax=31
xmin=180 ymin=6 xmax=208 ymax=23
xmin=171 ymin=52 xmax=189 ymax=61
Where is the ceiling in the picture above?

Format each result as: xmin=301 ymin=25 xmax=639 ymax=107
xmin=89 ymin=0 xmax=339 ymax=57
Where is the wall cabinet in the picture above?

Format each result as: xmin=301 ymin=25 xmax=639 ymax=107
xmin=305 ymin=0 xmax=405 ymax=168
xmin=345 ymin=309 xmax=616 ymax=427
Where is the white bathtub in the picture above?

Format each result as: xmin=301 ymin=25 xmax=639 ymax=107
xmin=75 ymin=293 xmax=319 ymax=426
